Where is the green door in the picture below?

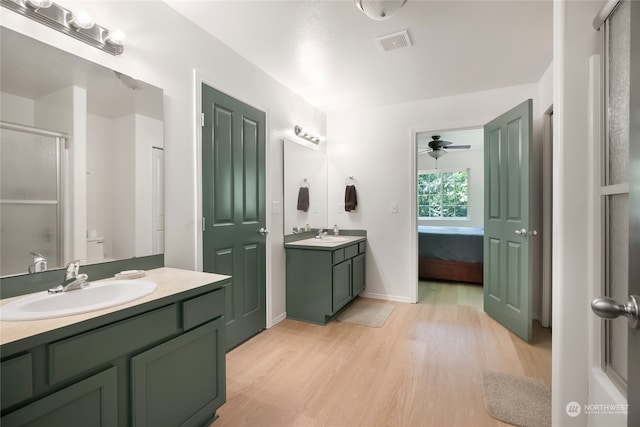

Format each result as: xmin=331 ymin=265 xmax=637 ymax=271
xmin=202 ymin=84 xmax=266 ymax=350
xmin=483 ymin=99 xmax=533 ymax=342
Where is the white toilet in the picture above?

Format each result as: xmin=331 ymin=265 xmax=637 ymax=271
xmin=86 ymin=236 xmax=105 ymax=262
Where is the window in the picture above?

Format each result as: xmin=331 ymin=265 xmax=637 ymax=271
xmin=418 ymin=169 xmax=469 ymax=218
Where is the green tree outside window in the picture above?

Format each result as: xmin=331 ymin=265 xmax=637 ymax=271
xmin=418 ymin=170 xmax=469 ymax=218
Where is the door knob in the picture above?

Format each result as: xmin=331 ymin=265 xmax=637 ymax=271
xmin=258 ymin=227 xmax=269 ymax=236
xmin=514 ymin=228 xmax=528 ymax=236
xmin=591 ymin=295 xmax=639 ymax=328
xmin=528 ymin=229 xmax=538 ymax=236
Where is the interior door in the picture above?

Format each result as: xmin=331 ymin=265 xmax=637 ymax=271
xmin=202 ymin=84 xmax=266 ymax=351
xmin=483 ymin=99 xmax=533 ymax=342
xmin=589 ymin=2 xmax=639 ymax=426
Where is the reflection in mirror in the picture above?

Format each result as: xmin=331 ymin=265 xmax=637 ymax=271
xmin=0 ymin=27 xmax=164 ymax=277
xmin=283 ymin=138 xmax=328 ymax=234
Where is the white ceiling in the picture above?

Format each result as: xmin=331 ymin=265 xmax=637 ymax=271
xmin=166 ymin=0 xmax=553 ymax=113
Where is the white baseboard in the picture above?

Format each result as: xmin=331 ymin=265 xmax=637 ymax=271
xmin=360 ymin=291 xmax=412 ymax=304
xmin=268 ymin=312 xmax=287 ymax=328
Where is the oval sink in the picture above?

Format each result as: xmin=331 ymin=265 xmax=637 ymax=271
xmin=316 ymin=236 xmax=349 ymax=243
xmin=0 ymin=279 xmax=157 ymax=321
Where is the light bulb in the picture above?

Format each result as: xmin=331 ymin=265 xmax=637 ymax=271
xmin=106 ymin=29 xmax=126 ymax=46
xmin=25 ymin=0 xmax=53 ymax=8
xmin=69 ymin=10 xmax=94 ymax=30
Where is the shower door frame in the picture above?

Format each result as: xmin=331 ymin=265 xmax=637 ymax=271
xmin=0 ymin=121 xmax=67 ymax=274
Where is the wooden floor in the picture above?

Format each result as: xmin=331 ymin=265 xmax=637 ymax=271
xmin=212 ymin=280 xmax=551 ymax=427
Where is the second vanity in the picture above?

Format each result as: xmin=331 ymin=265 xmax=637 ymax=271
xmin=285 ymin=232 xmax=366 ymax=324
xmin=0 ymin=267 xmax=230 ymax=427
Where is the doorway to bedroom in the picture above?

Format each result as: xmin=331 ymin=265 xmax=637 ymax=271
xmin=416 ymin=127 xmax=485 ymax=308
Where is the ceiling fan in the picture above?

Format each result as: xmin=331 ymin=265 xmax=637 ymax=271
xmin=419 ymin=135 xmax=471 ymax=159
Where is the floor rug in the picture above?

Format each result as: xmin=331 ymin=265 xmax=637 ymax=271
xmin=482 ymin=370 xmax=551 ymax=427
xmin=336 ymin=299 xmax=394 ymax=328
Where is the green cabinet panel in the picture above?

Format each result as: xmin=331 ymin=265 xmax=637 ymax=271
xmin=332 ymin=260 xmax=352 ymax=312
xmin=352 ymin=253 xmax=366 ymax=297
xmin=1 ymin=367 xmax=117 ymax=427
xmin=286 ymin=238 xmax=366 ymax=324
xmin=1 ymin=353 xmax=33 ymax=410
xmin=131 ymin=317 xmax=225 ymax=427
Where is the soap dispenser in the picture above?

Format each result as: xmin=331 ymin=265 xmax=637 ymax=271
xmin=333 ymin=224 xmax=339 ymax=236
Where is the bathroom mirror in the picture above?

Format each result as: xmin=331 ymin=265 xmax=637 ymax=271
xmin=283 ymin=138 xmax=327 ymax=234
xmin=0 ymin=27 xmax=164 ymax=277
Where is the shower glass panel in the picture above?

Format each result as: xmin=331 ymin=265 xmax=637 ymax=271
xmin=0 ymin=125 xmax=63 ymax=276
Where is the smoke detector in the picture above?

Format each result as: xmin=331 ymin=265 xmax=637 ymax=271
xmin=375 ymin=30 xmax=413 ymax=53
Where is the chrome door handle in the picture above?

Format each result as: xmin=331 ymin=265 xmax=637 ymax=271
xmin=591 ymin=295 xmax=639 ymax=328
xmin=514 ymin=228 xmax=528 ymax=236
xmin=258 ymin=227 xmax=269 ymax=236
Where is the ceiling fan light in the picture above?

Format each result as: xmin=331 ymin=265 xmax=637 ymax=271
xmin=355 ymin=0 xmax=407 ymax=21
xmin=428 ymin=149 xmax=446 ymax=159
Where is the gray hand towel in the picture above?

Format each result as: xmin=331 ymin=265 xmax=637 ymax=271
xmin=297 ymin=187 xmax=310 ymax=212
xmin=345 ymin=185 xmax=357 ymax=212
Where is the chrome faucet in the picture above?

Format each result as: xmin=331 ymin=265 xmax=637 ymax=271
xmin=28 ymin=252 xmax=47 ymax=273
xmin=48 ymin=260 xmax=89 ymax=293
xmin=316 ymin=228 xmax=328 ymax=239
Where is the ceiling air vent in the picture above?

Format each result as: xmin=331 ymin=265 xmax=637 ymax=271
xmin=375 ymin=30 xmax=412 ymax=53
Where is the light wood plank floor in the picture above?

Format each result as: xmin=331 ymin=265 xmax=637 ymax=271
xmin=212 ymin=280 xmax=551 ymax=427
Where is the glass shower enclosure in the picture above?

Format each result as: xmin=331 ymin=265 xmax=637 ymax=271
xmin=0 ymin=121 xmax=65 ymax=276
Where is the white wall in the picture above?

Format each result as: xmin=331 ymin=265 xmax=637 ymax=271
xmin=327 ymin=83 xmax=544 ymax=303
xmin=553 ymin=1 xmax=605 ymax=426
xmin=1 ymin=1 xmax=326 ymax=325
xmin=0 ymin=93 xmax=34 ymax=125
xmin=87 ymin=114 xmax=114 ymax=257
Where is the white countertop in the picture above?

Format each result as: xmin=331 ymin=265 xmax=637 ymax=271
xmin=0 ymin=267 xmax=230 ymax=346
xmin=284 ymin=235 xmax=365 ymax=249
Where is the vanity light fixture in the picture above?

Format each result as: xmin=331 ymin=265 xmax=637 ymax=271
xmin=1 ymin=0 xmax=125 ymax=55
xmin=294 ymin=125 xmax=321 ymax=144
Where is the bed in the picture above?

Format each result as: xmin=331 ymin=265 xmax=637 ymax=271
xmin=418 ymin=226 xmax=484 ymax=284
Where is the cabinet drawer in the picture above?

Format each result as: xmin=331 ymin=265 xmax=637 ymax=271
xmin=49 ymin=305 xmax=178 ymax=385
xmin=1 ymin=353 xmax=33 ymax=410
xmin=183 ymin=288 xmax=225 ymax=330
xmin=358 ymin=241 xmax=366 ymax=254
xmin=332 ymin=248 xmax=345 ymax=264
xmin=344 ymin=244 xmax=359 ymax=259
xmin=1 ymin=367 xmax=117 ymax=427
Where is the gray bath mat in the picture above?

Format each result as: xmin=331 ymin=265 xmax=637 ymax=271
xmin=336 ymin=299 xmax=394 ymax=328
xmin=482 ymin=370 xmax=551 ymax=427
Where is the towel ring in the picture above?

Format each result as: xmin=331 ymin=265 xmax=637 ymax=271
xmin=300 ymin=178 xmax=310 ymax=188
xmin=345 ymin=176 xmax=356 ymax=185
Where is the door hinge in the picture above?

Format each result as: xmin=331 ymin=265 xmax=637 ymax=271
xmin=202 ymin=217 xmax=206 ymax=231
xmin=201 ymin=113 xmax=205 ymax=127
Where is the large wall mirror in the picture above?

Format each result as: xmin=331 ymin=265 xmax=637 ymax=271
xmin=0 ymin=27 xmax=164 ymax=277
xmin=283 ymin=138 xmax=327 ymax=234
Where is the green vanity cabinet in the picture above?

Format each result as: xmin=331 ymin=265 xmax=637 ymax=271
xmin=286 ymin=237 xmax=366 ymax=324
xmin=0 ymin=283 xmax=228 ymax=427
